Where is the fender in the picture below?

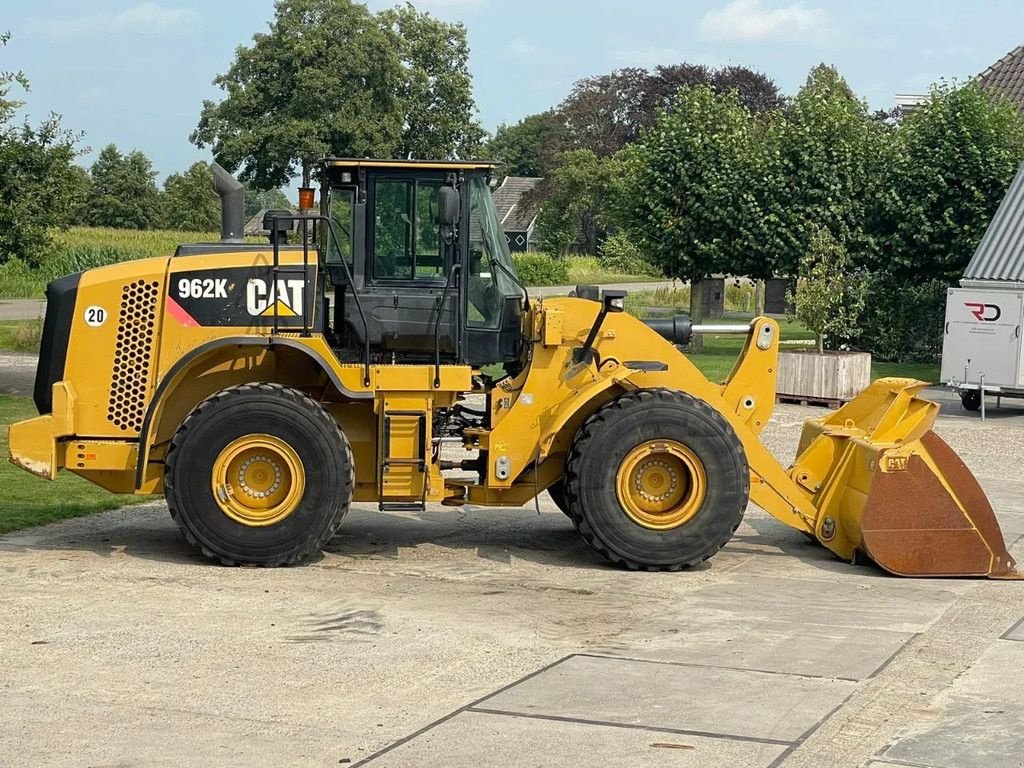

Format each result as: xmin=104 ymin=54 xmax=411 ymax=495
xmin=134 ymin=336 xmax=370 ymax=489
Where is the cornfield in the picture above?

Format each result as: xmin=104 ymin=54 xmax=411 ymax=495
xmin=0 ymin=227 xmax=261 ymax=298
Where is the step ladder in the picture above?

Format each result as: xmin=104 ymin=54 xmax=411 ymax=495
xmin=377 ymin=408 xmax=429 ymax=512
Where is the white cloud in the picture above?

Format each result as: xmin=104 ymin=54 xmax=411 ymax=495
xmin=507 ymin=37 xmax=538 ymax=57
xmin=699 ymin=0 xmax=826 ymax=43
xmin=31 ymin=3 xmax=197 ymax=40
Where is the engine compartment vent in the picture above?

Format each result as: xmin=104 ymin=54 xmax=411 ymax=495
xmin=107 ymin=280 xmax=160 ymax=432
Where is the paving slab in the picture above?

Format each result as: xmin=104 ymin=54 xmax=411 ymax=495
xmin=881 ymin=640 xmax=1024 ymax=768
xmin=675 ymin=574 xmax=962 ymax=634
xmin=359 ymin=709 xmax=788 ymax=768
xmin=478 ymin=654 xmax=856 ymax=744
xmin=1002 ymin=617 xmax=1024 ymax=642
xmin=596 ymin=620 xmax=913 ymax=681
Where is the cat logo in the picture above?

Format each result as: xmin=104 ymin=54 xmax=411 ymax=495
xmin=246 ymin=278 xmax=305 ymax=317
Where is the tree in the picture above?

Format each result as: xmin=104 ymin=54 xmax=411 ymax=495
xmin=769 ymin=64 xmax=891 ymax=277
xmin=192 ymin=0 xmax=482 ymax=189
xmin=0 ymin=32 xmax=85 ymax=264
xmin=380 ymin=3 xmax=483 ymax=159
xmin=160 ymin=162 xmax=221 ymax=231
xmin=557 ymin=64 xmax=782 ymax=157
xmin=531 ymin=149 xmax=613 ymax=255
xmin=787 ymin=228 xmax=868 ymax=353
xmin=244 ymin=182 xmax=292 ymax=217
xmin=879 ymin=81 xmax=1024 ymax=283
xmin=484 ymin=111 xmax=566 ymax=178
xmin=85 ymin=145 xmax=161 ymax=229
xmin=614 ymin=86 xmax=770 ymax=282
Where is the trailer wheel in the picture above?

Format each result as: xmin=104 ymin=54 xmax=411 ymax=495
xmin=165 ymin=383 xmax=353 ymax=566
xmin=960 ymin=390 xmax=981 ymax=411
xmin=565 ymin=389 xmax=748 ymax=571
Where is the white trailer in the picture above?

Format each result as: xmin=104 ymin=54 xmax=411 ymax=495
xmin=941 ymin=162 xmax=1024 ymax=414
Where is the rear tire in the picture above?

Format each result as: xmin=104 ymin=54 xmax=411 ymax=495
xmin=547 ymin=477 xmax=572 ymax=517
xmin=960 ymin=389 xmax=981 ymax=411
xmin=565 ymin=389 xmax=748 ymax=571
xmin=165 ymin=383 xmax=353 ymax=566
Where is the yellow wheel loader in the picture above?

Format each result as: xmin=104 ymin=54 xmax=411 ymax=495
xmin=7 ymin=159 xmax=1017 ymax=576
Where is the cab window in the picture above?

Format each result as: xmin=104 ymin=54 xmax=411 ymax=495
xmin=372 ymin=178 xmax=443 ymax=280
xmin=326 ymin=187 xmax=353 ymax=265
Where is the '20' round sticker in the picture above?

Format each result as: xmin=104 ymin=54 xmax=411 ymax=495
xmin=84 ymin=306 xmax=108 ymax=327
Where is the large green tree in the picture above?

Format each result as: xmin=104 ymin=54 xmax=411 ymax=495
xmin=615 ymin=86 xmax=770 ymax=281
xmin=879 ymin=81 xmax=1024 ymax=283
xmin=192 ymin=0 xmax=482 ymax=189
xmin=769 ymin=64 xmax=891 ymax=276
xmin=484 ymin=111 xmax=566 ymax=178
xmin=380 ymin=3 xmax=483 ymax=159
xmin=160 ymin=162 xmax=221 ymax=231
xmin=85 ymin=144 xmax=161 ymax=229
xmin=531 ymin=149 xmax=614 ymax=255
xmin=0 ymin=32 xmax=85 ymax=264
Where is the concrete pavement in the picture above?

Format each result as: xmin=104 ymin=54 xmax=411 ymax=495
xmin=0 ymin=299 xmax=44 ymax=321
xmin=1 ymin=401 xmax=1023 ymax=767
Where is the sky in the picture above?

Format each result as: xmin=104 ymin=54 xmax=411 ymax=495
xmin=2 ymin=0 xmax=1022 ymax=184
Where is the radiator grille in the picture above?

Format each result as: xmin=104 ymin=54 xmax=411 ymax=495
xmin=107 ymin=280 xmax=159 ymax=431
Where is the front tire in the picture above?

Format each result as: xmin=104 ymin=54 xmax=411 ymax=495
xmin=565 ymin=389 xmax=748 ymax=571
xmin=165 ymin=383 xmax=353 ymax=566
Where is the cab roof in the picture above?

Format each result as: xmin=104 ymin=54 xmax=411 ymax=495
xmin=322 ymin=158 xmax=498 ymax=172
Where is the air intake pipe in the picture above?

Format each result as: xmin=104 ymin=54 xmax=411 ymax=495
xmin=210 ymin=162 xmax=245 ymax=243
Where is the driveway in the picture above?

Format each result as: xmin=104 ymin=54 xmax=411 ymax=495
xmin=1 ymin=402 xmax=1023 ymax=767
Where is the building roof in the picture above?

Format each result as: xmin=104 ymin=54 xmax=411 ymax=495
xmin=963 ymin=161 xmax=1024 ymax=282
xmin=244 ymin=208 xmax=301 ymax=236
xmin=978 ymin=45 xmax=1024 ymax=109
xmin=492 ymin=176 xmax=543 ymax=232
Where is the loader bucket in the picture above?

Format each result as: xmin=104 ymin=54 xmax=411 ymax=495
xmin=794 ymin=378 xmax=1017 ymax=578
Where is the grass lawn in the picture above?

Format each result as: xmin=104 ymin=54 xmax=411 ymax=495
xmin=0 ymin=395 xmax=148 ymax=534
xmin=672 ymin=315 xmax=940 ymax=384
xmin=0 ymin=319 xmax=42 ymax=353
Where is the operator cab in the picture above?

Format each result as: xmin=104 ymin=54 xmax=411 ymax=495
xmin=318 ymin=159 xmax=525 ymax=369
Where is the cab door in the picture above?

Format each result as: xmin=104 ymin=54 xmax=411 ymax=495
xmin=359 ymin=172 xmax=459 ymax=358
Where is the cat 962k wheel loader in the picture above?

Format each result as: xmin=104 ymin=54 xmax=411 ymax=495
xmin=8 ymin=159 xmax=1017 ymax=576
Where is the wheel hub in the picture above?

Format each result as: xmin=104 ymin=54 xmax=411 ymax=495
xmin=212 ymin=434 xmax=305 ymax=527
xmin=616 ymin=440 xmax=706 ymax=530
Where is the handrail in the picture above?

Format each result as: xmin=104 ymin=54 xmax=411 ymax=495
xmin=433 ymin=263 xmax=461 ymax=388
xmin=267 ymin=212 xmax=372 ymax=387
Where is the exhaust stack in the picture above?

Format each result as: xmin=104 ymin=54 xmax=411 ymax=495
xmin=210 ymin=162 xmax=245 ymax=244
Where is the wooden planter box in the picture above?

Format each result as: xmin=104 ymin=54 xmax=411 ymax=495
xmin=777 ymin=350 xmax=871 ymax=403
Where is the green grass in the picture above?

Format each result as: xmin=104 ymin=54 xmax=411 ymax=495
xmin=635 ymin=312 xmax=936 ymax=384
xmin=565 ymin=255 xmax=662 ymax=285
xmin=0 ymin=319 xmax=43 ymax=353
xmin=0 ymin=395 xmax=148 ymax=534
xmin=872 ymin=361 xmax=940 ymax=384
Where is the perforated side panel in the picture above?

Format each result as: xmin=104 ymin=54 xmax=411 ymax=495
xmin=107 ymin=280 xmax=159 ymax=432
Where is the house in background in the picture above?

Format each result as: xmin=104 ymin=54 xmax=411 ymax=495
xmin=897 ymin=44 xmax=1024 ymax=113
xmin=978 ymin=44 xmax=1024 ymax=108
xmin=492 ymin=176 xmax=542 ymax=252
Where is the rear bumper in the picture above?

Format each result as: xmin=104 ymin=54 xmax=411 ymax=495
xmin=35 ymin=272 xmax=81 ymax=415
xmin=8 ymin=382 xmax=75 ymax=479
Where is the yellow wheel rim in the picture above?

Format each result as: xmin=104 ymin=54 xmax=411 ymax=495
xmin=616 ymin=439 xmax=706 ymax=530
xmin=211 ymin=434 xmax=305 ymax=527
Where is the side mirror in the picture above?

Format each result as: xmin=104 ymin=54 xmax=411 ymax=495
xmin=438 ymin=185 xmax=460 ymax=226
